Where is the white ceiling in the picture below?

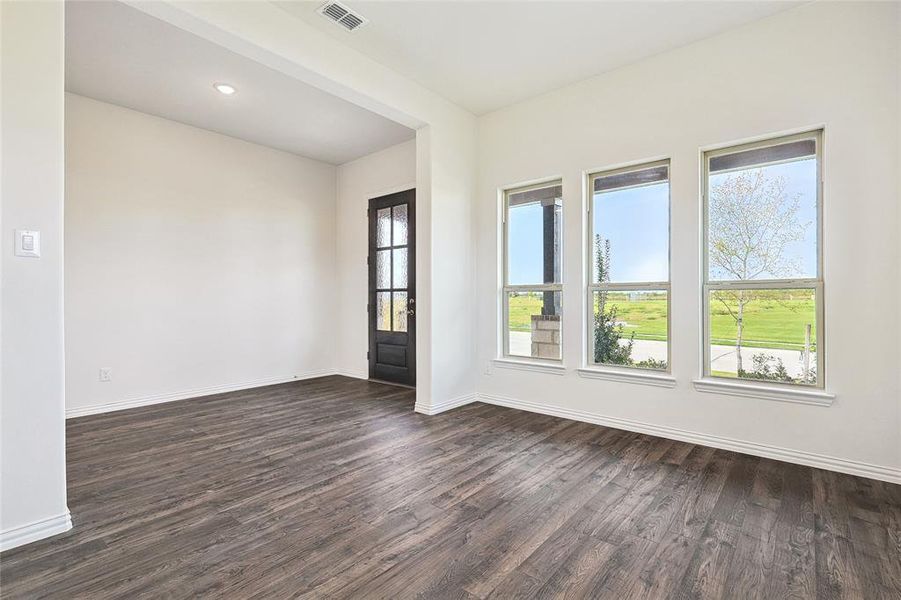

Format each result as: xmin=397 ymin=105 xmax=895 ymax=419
xmin=65 ymin=1 xmax=414 ymax=165
xmin=278 ymin=1 xmax=803 ymax=115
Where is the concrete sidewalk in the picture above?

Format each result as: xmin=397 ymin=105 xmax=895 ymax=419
xmin=509 ymin=332 xmax=815 ymax=379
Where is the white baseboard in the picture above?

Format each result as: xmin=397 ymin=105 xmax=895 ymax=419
xmin=66 ymin=370 xmax=336 ymax=419
xmin=62 ymin=372 xmax=899 ymax=484
xmin=477 ymin=393 xmax=901 ymax=485
xmin=0 ymin=509 xmax=72 ymax=552
xmin=415 ymin=393 xmax=477 ymax=415
xmin=333 ymin=369 xmax=368 ymax=380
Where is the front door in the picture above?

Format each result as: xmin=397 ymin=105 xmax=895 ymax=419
xmin=368 ymin=189 xmax=415 ymax=386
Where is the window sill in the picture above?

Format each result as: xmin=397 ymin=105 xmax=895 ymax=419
xmin=577 ymin=367 xmax=676 ymax=388
xmin=492 ymin=358 xmax=566 ymax=376
xmin=692 ymin=378 xmax=835 ymax=406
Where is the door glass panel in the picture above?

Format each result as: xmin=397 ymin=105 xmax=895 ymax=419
xmin=392 ymin=248 xmax=407 ymax=288
xmin=393 ymin=291 xmax=408 ymax=332
xmin=377 ymin=208 xmax=391 ymax=248
xmin=393 ymin=204 xmax=408 ymax=246
xmin=376 ymin=292 xmax=391 ymax=331
xmin=376 ymin=250 xmax=391 ymax=289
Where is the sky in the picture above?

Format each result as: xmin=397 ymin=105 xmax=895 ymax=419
xmin=593 ymin=183 xmax=668 ymax=283
xmin=507 ymin=159 xmax=817 ymax=285
xmin=708 ymin=159 xmax=817 ymax=280
xmin=506 ymin=183 xmax=669 ymax=284
xmin=507 ymin=203 xmax=552 ymax=285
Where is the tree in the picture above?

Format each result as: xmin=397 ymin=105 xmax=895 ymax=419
xmin=593 ymin=235 xmax=634 ymax=365
xmin=708 ymin=169 xmax=811 ymax=373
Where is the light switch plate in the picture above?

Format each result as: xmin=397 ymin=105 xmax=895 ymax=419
xmin=15 ymin=230 xmax=40 ymax=258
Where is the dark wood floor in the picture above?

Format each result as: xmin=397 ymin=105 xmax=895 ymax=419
xmin=1 ymin=376 xmax=898 ymax=599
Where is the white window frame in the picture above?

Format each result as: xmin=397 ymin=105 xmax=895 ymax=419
xmin=585 ymin=159 xmax=672 ymax=373
xmin=701 ymin=130 xmax=825 ymax=389
xmin=501 ymin=180 xmax=564 ymax=362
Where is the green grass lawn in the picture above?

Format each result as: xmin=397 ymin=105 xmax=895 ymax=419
xmin=508 ymin=290 xmax=816 ymax=351
xmin=507 ymin=293 xmax=550 ymax=333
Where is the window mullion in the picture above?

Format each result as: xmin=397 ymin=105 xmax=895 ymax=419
xmin=503 ymin=286 xmax=563 ymax=294
xmin=706 ymin=279 xmax=819 ymax=290
xmin=595 ymin=281 xmax=670 ymax=291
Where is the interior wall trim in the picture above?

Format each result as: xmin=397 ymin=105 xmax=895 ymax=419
xmin=333 ymin=369 xmax=368 ymax=380
xmin=0 ymin=509 xmax=72 ymax=552
xmin=476 ymin=393 xmax=901 ymax=485
xmin=64 ymin=373 xmax=898 ymax=484
xmin=414 ymin=393 xmax=477 ymax=415
xmin=65 ymin=370 xmax=335 ymax=419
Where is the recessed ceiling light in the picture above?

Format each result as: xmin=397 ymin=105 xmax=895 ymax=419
xmin=213 ymin=83 xmax=236 ymax=95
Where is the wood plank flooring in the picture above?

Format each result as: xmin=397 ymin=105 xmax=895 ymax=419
xmin=1 ymin=375 xmax=898 ymax=599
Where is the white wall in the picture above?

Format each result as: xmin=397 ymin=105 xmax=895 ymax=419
xmin=477 ymin=1 xmax=901 ymax=480
xmin=335 ymin=140 xmax=416 ymax=379
xmin=424 ymin=123 xmax=478 ymax=410
xmin=0 ymin=1 xmax=71 ymax=550
xmin=64 ymin=94 xmax=337 ymax=416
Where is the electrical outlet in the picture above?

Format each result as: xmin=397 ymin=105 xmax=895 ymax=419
xmin=484 ymin=361 xmax=492 ymax=376
xmin=99 ymin=368 xmax=112 ymax=382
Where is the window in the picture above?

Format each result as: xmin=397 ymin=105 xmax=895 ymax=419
xmin=587 ymin=161 xmax=670 ymax=371
xmin=503 ymin=181 xmax=563 ymax=360
xmin=702 ymin=131 xmax=823 ymax=386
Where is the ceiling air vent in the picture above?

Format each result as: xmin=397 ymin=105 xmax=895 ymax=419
xmin=317 ymin=1 xmax=368 ymax=32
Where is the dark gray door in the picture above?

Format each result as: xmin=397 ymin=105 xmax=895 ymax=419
xmin=368 ymin=189 xmax=415 ymax=386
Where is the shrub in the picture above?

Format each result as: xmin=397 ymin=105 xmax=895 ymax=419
xmin=593 ymin=236 xmax=634 ymax=365
xmin=738 ymin=352 xmax=793 ymax=382
xmin=634 ymin=358 xmax=668 ymax=370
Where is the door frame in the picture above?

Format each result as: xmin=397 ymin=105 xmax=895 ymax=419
xmin=367 ymin=189 xmax=416 ymax=387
